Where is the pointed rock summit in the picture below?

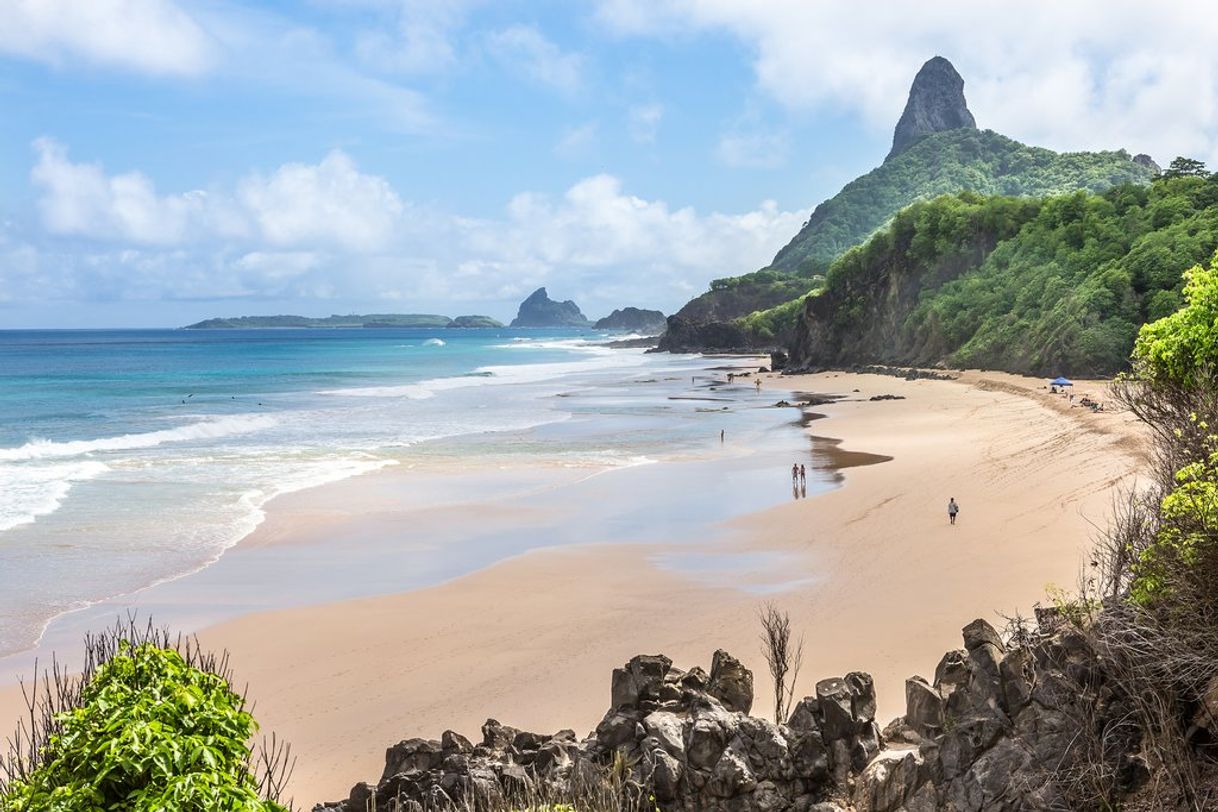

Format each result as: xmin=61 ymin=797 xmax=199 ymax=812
xmin=509 ymin=287 xmax=590 ymax=327
xmin=887 ymin=56 xmax=977 ymax=160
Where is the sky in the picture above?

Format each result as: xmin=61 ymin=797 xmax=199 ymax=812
xmin=2 ymin=1 xmax=1218 ymax=328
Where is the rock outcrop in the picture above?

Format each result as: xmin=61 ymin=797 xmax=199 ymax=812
xmin=509 ymin=288 xmax=590 ymax=328
xmin=887 ymin=56 xmax=977 ymax=160
xmin=316 ymin=613 xmax=1159 ymax=812
xmin=595 ymin=307 xmax=667 ymax=334
xmin=315 ymin=649 xmax=876 ymax=812
xmin=654 ymin=315 xmax=755 ymax=354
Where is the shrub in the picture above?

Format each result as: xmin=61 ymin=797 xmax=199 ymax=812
xmin=1 ymin=622 xmax=290 ymax=812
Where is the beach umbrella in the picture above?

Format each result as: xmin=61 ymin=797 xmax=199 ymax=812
xmin=1050 ymin=376 xmax=1073 ymax=387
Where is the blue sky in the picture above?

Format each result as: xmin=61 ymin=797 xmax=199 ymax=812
xmin=1 ymin=0 xmax=1216 ymax=328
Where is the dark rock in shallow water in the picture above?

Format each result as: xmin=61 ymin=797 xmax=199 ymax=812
xmin=509 ymin=287 xmax=590 ymax=328
xmin=888 ymin=56 xmax=977 ymax=159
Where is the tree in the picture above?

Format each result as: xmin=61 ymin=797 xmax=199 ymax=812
xmin=758 ymin=603 xmax=804 ymax=724
xmin=1162 ymin=156 xmax=1210 ymax=179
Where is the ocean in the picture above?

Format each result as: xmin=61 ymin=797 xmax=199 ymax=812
xmin=0 ymin=328 xmax=820 ymax=659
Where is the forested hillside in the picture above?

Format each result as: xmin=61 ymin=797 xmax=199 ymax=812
xmin=789 ymin=168 xmax=1218 ymax=375
xmin=771 ymin=128 xmax=1158 ymax=274
xmin=660 ymin=57 xmax=1158 ymax=354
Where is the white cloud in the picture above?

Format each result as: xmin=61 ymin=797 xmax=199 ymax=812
xmin=0 ymin=0 xmax=212 ymax=75
xmin=32 ymin=140 xmax=403 ymax=251
xmin=24 ymin=140 xmax=808 ymax=314
xmin=237 ymin=151 xmax=405 ymax=250
xmin=628 ymin=103 xmax=664 ymax=143
xmin=595 ymin=0 xmax=1218 ymax=165
xmin=31 ymin=138 xmax=229 ymax=244
xmin=486 ymin=24 xmax=583 ymax=95
xmin=353 ymin=0 xmax=474 ymax=75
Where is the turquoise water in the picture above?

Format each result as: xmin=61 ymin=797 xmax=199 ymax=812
xmin=0 ymin=328 xmax=815 ymax=657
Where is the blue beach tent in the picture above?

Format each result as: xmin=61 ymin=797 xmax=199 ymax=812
xmin=1050 ymin=376 xmax=1073 ymax=387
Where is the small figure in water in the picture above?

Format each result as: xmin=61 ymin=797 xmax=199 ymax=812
xmin=755 ymin=378 xmax=762 ymax=392
xmin=791 ymin=463 xmax=799 ymax=485
xmin=948 ymin=497 xmax=959 ymax=525
xmin=799 ymin=464 xmax=806 ymax=486
xmin=720 ymin=429 xmax=725 ymax=443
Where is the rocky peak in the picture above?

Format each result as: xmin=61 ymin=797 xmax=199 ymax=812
xmin=509 ymin=287 xmax=590 ymax=328
xmin=887 ymin=56 xmax=977 ymax=160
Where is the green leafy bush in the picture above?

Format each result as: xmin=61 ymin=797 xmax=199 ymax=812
xmin=1 ymin=642 xmax=287 ymax=812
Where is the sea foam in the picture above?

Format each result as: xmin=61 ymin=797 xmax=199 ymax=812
xmin=0 ymin=414 xmax=278 ymax=462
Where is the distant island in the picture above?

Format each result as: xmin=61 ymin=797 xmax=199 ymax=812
xmin=186 ymin=291 xmax=668 ymax=333
xmin=184 ymin=314 xmax=505 ymax=329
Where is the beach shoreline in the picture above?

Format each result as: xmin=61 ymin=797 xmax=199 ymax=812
xmin=0 ymin=368 xmax=1145 ymax=806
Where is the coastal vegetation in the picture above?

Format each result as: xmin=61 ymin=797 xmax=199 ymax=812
xmin=0 ymin=621 xmax=290 ymax=812
xmin=682 ymin=128 xmax=1158 ymax=352
xmin=788 ymin=168 xmax=1218 ymax=375
xmin=772 ymin=128 xmax=1158 ymax=274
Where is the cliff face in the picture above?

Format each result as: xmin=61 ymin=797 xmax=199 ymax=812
xmin=786 ymin=214 xmax=1015 ymax=371
xmin=509 ymin=288 xmax=590 ymax=328
xmin=888 ymin=56 xmax=977 ymax=159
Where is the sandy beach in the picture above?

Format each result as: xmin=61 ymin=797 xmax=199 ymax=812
xmin=132 ymin=368 xmax=1141 ymax=805
xmin=0 ymin=368 xmax=1143 ymax=805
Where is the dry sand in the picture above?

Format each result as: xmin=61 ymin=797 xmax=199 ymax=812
xmin=0 ymin=371 xmax=1144 ymax=806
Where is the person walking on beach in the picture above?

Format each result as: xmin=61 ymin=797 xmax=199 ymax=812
xmin=792 ymin=463 xmax=799 ymax=485
xmin=948 ymin=497 xmax=959 ymax=525
xmin=799 ymin=464 xmax=806 ymax=486
xmin=720 ymin=429 xmax=725 ymax=443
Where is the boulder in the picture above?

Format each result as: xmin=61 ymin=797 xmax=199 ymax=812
xmin=709 ymin=649 xmax=754 ymax=714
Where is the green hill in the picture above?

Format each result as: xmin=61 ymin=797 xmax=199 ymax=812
xmin=660 ymin=56 xmax=1157 ymax=354
xmin=772 ymin=128 xmax=1158 ymax=275
xmin=788 ymin=171 xmax=1218 ymax=376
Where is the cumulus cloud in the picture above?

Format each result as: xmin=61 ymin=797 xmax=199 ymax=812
xmin=237 ymin=152 xmax=405 ymax=250
xmin=0 ymin=0 xmax=212 ymax=75
xmin=595 ymin=0 xmax=1218 ymax=165
xmin=23 ymin=139 xmax=807 ymax=313
xmin=485 ymin=24 xmax=583 ymax=95
xmin=32 ymin=140 xmax=404 ymax=251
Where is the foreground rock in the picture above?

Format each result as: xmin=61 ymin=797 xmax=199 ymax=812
xmin=316 ymin=614 xmax=1156 ymax=811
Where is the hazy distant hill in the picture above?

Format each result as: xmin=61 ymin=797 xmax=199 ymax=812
xmin=186 ymin=313 xmax=462 ymax=329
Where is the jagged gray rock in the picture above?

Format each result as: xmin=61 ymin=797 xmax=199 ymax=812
xmin=316 ymin=617 xmax=1159 ymax=812
xmin=888 ymin=56 xmax=977 ymax=160
xmin=509 ymin=287 xmax=590 ymax=328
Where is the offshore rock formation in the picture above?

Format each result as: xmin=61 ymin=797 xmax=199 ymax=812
xmin=316 ymin=613 xmax=1152 ymax=811
xmin=509 ymin=288 xmax=591 ymax=328
xmin=595 ymin=307 xmax=667 ymax=334
xmin=887 ymin=57 xmax=977 ymax=159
